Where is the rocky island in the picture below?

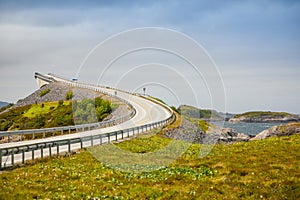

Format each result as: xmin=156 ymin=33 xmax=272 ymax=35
xmin=229 ymin=111 xmax=300 ymax=123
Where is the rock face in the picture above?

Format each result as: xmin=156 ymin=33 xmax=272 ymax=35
xmin=229 ymin=111 xmax=300 ymax=123
xmin=163 ymin=119 xmax=206 ymax=143
xmin=163 ymin=119 xmax=250 ymax=144
xmin=251 ymin=122 xmax=300 ymax=140
xmin=15 ymin=82 xmax=101 ymax=108
xmin=0 ymin=82 xmax=132 ymax=121
xmin=215 ymin=128 xmax=251 ymax=143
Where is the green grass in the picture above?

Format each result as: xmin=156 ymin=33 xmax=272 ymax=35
xmin=0 ymin=98 xmax=112 ymax=132
xmin=1 ymin=134 xmax=299 ymax=199
xmin=178 ymin=105 xmax=221 ymax=119
xmin=187 ymin=117 xmax=212 ymax=133
xmin=65 ymin=90 xmax=74 ymax=100
xmin=39 ymin=88 xmax=50 ymax=97
xmin=23 ymin=102 xmax=70 ymax=118
xmin=117 ymin=134 xmax=172 ymax=153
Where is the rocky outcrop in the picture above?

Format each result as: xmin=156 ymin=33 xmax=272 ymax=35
xmin=251 ymin=122 xmax=300 ymax=140
xmin=15 ymin=82 xmax=102 ymax=107
xmin=214 ymin=128 xmax=251 ymax=143
xmin=163 ymin=119 xmax=206 ymax=143
xmin=163 ymin=119 xmax=250 ymax=144
xmin=1 ymin=82 xmax=132 ymax=121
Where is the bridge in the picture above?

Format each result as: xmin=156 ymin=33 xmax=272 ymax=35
xmin=0 ymin=73 xmax=174 ymax=169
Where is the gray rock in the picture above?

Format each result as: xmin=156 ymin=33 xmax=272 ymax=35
xmin=251 ymin=122 xmax=300 ymax=140
xmin=163 ymin=120 xmax=250 ymax=144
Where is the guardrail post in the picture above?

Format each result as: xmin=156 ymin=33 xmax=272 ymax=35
xmin=8 ymin=135 xmax=10 ymax=143
xmin=0 ymin=150 xmax=2 ymax=170
xmin=32 ymin=133 xmax=35 ymax=139
xmin=69 ymin=128 xmax=71 ymax=134
xmin=108 ymin=133 xmax=110 ymax=143
xmin=49 ymin=145 xmax=52 ymax=157
xmin=43 ymin=132 xmax=45 ymax=138
xmin=115 ymin=132 xmax=118 ymax=141
xmin=22 ymin=149 xmax=25 ymax=164
xmin=121 ymin=131 xmax=123 ymax=139
xmin=57 ymin=145 xmax=59 ymax=156
xmin=68 ymin=140 xmax=71 ymax=153
xmin=80 ymin=140 xmax=83 ymax=149
xmin=61 ymin=130 xmax=63 ymax=135
xmin=100 ymin=135 xmax=102 ymax=145
xmin=11 ymin=150 xmax=14 ymax=167
xmin=41 ymin=147 xmax=43 ymax=158
xmin=32 ymin=149 xmax=34 ymax=161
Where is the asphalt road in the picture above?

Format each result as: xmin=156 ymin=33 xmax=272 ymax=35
xmin=0 ymin=74 xmax=172 ymax=167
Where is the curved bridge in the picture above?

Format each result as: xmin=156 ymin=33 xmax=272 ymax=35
xmin=0 ymin=73 xmax=174 ymax=169
xmin=34 ymin=72 xmax=56 ymax=88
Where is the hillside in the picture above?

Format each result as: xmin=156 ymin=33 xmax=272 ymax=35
xmin=0 ymin=133 xmax=299 ymax=199
xmin=229 ymin=111 xmax=300 ymax=123
xmin=0 ymin=82 xmax=133 ymax=142
xmin=178 ymin=105 xmax=223 ymax=120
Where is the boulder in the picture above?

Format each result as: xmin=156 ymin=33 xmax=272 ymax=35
xmin=251 ymin=122 xmax=300 ymax=140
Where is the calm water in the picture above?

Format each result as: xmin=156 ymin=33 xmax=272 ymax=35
xmin=223 ymin=122 xmax=287 ymax=136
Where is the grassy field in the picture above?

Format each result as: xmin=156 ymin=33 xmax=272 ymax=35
xmin=0 ymin=133 xmax=299 ymax=199
xmin=23 ymin=101 xmax=70 ymax=118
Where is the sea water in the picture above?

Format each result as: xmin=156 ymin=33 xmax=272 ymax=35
xmin=223 ymin=122 xmax=287 ymax=136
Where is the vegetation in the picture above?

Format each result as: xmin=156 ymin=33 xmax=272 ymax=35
xmin=186 ymin=117 xmax=212 ymax=133
xmin=0 ymin=134 xmax=299 ymax=199
xmin=178 ymin=105 xmax=221 ymax=119
xmin=0 ymin=97 xmax=112 ymax=132
xmin=170 ymin=106 xmax=179 ymax=114
xmin=73 ymin=97 xmax=111 ymax=124
xmin=151 ymin=96 xmax=166 ymax=105
xmin=39 ymin=89 xmax=50 ymax=97
xmin=233 ymin=111 xmax=298 ymax=119
xmin=65 ymin=90 xmax=74 ymax=100
xmin=0 ymin=102 xmax=72 ymax=132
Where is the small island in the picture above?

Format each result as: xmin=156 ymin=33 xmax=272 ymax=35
xmin=229 ymin=111 xmax=300 ymax=123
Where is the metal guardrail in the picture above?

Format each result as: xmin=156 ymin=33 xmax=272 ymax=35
xmin=0 ymin=113 xmax=175 ymax=169
xmin=0 ymin=73 xmax=175 ymax=169
xmin=0 ymin=79 xmax=136 ymax=143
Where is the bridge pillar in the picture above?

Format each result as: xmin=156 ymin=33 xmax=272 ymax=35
xmin=35 ymin=77 xmax=49 ymax=88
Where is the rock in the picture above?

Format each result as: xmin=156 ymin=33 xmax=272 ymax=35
xmin=163 ymin=120 xmax=250 ymax=144
xmin=163 ymin=118 xmax=205 ymax=143
xmin=251 ymin=122 xmax=300 ymax=140
xmin=212 ymin=128 xmax=250 ymax=143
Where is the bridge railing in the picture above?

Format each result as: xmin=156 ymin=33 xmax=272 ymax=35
xmin=0 ymin=77 xmax=137 ymax=143
xmin=0 ymin=113 xmax=175 ymax=169
xmin=0 ymin=73 xmax=175 ymax=169
xmin=0 ymin=110 xmax=136 ymax=142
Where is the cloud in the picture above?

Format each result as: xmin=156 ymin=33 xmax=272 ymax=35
xmin=0 ymin=0 xmax=299 ymax=113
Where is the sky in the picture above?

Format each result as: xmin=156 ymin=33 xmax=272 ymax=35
xmin=0 ymin=0 xmax=299 ymax=114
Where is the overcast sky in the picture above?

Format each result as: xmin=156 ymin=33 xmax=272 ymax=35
xmin=0 ymin=0 xmax=299 ymax=114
